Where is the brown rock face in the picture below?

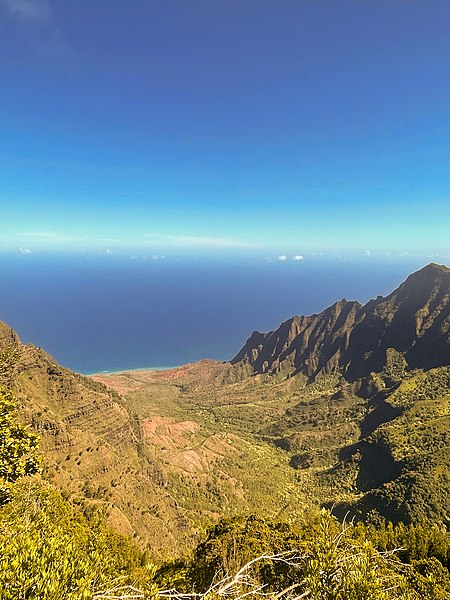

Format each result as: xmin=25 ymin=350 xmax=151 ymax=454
xmin=231 ymin=299 xmax=361 ymax=379
xmin=231 ymin=263 xmax=450 ymax=381
xmin=0 ymin=321 xmax=19 ymax=348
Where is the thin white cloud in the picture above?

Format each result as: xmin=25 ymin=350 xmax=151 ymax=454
xmin=364 ymin=248 xmax=372 ymax=256
xmin=16 ymin=231 xmax=85 ymax=242
xmin=277 ymin=255 xmax=288 ymax=261
xmin=293 ymin=255 xmax=304 ymax=261
xmin=145 ymin=233 xmax=256 ymax=249
xmin=16 ymin=231 xmax=122 ymax=244
xmin=168 ymin=235 xmax=253 ymax=248
xmin=17 ymin=247 xmax=32 ymax=254
xmin=0 ymin=0 xmax=52 ymax=21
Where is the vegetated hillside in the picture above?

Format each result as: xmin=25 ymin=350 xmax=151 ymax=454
xmin=2 ymin=262 xmax=450 ymax=560
xmin=3 ymin=347 xmax=450 ymax=599
xmin=227 ymin=264 xmax=450 ymax=524
xmin=0 ymin=320 xmax=193 ymax=556
xmin=0 ymin=322 xmax=312 ymax=558
xmin=346 ymin=365 xmax=450 ymax=524
xmin=231 ymin=263 xmax=450 ymax=381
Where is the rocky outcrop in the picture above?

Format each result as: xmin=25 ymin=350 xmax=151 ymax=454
xmin=231 ymin=300 xmax=361 ymax=379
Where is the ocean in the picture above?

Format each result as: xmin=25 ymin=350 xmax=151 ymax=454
xmin=0 ymin=253 xmax=433 ymax=374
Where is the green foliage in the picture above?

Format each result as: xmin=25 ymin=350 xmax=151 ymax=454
xmin=6 ymin=505 xmax=442 ymax=600
xmin=0 ymin=479 xmax=155 ymax=599
xmin=0 ymin=387 xmax=41 ymax=503
xmin=360 ymin=518 xmax=450 ymax=568
xmin=185 ymin=514 xmax=306 ymax=591
xmin=300 ymin=514 xmax=401 ymax=600
xmin=164 ymin=511 xmax=450 ymax=600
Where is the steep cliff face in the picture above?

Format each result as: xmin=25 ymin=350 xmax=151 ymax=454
xmin=231 ymin=300 xmax=361 ymax=379
xmin=0 ymin=323 xmax=193 ymax=557
xmin=232 ymin=263 xmax=450 ymax=381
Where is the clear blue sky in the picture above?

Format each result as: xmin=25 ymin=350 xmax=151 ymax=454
xmin=1 ymin=0 xmax=450 ymax=259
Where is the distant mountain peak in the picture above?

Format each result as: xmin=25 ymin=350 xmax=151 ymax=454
xmin=415 ymin=261 xmax=449 ymax=273
xmin=402 ymin=262 xmax=449 ymax=285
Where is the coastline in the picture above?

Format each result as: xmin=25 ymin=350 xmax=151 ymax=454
xmin=84 ymin=365 xmax=181 ymax=376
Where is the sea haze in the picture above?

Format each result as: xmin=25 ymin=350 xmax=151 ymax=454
xmin=0 ymin=253 xmax=434 ymax=374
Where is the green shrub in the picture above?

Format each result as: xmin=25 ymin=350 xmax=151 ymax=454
xmin=0 ymin=479 xmax=155 ymax=599
xmin=165 ymin=511 xmax=450 ymax=600
xmin=0 ymin=387 xmax=41 ymax=504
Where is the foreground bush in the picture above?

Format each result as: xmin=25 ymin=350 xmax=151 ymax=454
xmin=0 ymin=387 xmax=41 ymax=504
xmin=2 ymin=482 xmax=450 ymax=598
xmin=0 ymin=479 xmax=154 ymax=599
xmin=159 ymin=511 xmax=450 ymax=600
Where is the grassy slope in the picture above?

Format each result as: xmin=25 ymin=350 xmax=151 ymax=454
xmin=8 ymin=325 xmax=450 ymax=559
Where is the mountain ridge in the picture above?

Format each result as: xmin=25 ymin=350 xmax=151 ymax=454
xmin=231 ymin=263 xmax=450 ymax=381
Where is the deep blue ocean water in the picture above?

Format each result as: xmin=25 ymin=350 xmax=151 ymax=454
xmin=0 ymin=254 xmax=434 ymax=374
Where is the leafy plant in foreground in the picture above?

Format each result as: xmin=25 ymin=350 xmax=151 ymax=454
xmin=0 ymin=386 xmax=41 ymax=504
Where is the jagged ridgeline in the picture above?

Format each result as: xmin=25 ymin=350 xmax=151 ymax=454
xmin=0 ymin=263 xmax=450 ymax=595
xmin=231 ymin=262 xmax=450 ymax=380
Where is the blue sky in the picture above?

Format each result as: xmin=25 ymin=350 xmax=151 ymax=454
xmin=1 ymin=0 xmax=450 ymax=259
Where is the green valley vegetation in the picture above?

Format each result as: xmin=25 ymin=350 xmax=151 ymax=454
xmin=1 ymin=263 xmax=450 ymax=597
xmin=1 ymin=378 xmax=450 ymax=600
xmin=2 ymin=358 xmax=450 ymax=598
